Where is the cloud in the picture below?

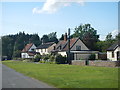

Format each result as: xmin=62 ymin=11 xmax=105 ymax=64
xmin=32 ymin=0 xmax=85 ymax=14
xmin=111 ymin=29 xmax=119 ymax=38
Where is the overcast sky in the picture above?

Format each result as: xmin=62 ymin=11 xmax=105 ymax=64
xmin=1 ymin=1 xmax=118 ymax=40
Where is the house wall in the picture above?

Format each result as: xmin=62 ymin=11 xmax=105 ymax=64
xmin=58 ymin=51 xmax=67 ymax=56
xmin=21 ymin=53 xmax=34 ymax=58
xmin=28 ymin=44 xmax=36 ymax=51
xmin=74 ymin=53 xmax=90 ymax=60
xmin=71 ymin=39 xmax=89 ymax=51
xmin=107 ymin=46 xmax=120 ymax=61
xmin=48 ymin=44 xmax=56 ymax=53
xmin=36 ymin=43 xmax=56 ymax=55
xmin=36 ymin=49 xmax=49 ymax=55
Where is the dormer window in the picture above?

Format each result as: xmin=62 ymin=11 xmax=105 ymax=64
xmin=76 ymin=45 xmax=81 ymax=51
xmin=31 ymin=48 xmax=35 ymax=51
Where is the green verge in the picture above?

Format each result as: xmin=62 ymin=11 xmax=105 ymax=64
xmin=2 ymin=60 xmax=119 ymax=88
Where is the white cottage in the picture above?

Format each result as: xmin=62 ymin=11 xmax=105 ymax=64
xmin=107 ymin=41 xmax=120 ymax=61
xmin=36 ymin=42 xmax=56 ymax=55
xmin=21 ymin=43 xmax=37 ymax=58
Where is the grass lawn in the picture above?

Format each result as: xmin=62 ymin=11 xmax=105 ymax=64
xmin=2 ymin=60 xmax=119 ymax=88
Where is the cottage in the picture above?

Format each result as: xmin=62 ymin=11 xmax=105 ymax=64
xmin=107 ymin=41 xmax=120 ymax=61
xmin=36 ymin=42 xmax=56 ymax=55
xmin=21 ymin=43 xmax=37 ymax=58
xmin=53 ymin=33 xmax=99 ymax=60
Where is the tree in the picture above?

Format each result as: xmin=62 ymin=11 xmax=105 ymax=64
xmin=2 ymin=32 xmax=41 ymax=59
xmin=41 ymin=35 xmax=49 ymax=43
xmin=105 ymin=33 xmax=113 ymax=41
xmin=29 ymin=34 xmax=41 ymax=46
xmin=96 ymin=33 xmax=116 ymax=52
xmin=48 ymin=32 xmax=58 ymax=43
xmin=41 ymin=32 xmax=58 ymax=44
xmin=72 ymin=24 xmax=99 ymax=50
xmin=59 ymin=34 xmax=64 ymax=40
xmin=115 ymin=33 xmax=120 ymax=40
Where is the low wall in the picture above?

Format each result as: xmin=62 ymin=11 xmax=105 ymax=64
xmin=72 ymin=60 xmax=120 ymax=67
xmin=71 ymin=60 xmax=85 ymax=66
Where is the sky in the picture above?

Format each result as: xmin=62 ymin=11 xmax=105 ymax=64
xmin=1 ymin=0 xmax=118 ymax=40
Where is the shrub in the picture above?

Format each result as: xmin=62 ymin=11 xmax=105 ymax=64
xmin=88 ymin=54 xmax=96 ymax=60
xmin=49 ymin=55 xmax=55 ymax=62
xmin=39 ymin=60 xmax=45 ymax=63
xmin=34 ymin=54 xmax=41 ymax=62
xmin=42 ymin=54 xmax=49 ymax=62
xmin=55 ymin=54 xmax=67 ymax=64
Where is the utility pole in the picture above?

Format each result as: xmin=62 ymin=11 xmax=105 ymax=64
xmin=68 ymin=28 xmax=71 ymax=65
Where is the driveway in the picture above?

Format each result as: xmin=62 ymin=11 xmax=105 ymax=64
xmin=2 ymin=64 xmax=55 ymax=88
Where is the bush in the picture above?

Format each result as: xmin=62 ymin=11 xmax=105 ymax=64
xmin=42 ymin=54 xmax=50 ymax=62
xmin=39 ymin=60 xmax=45 ymax=63
xmin=55 ymin=54 xmax=67 ymax=64
xmin=34 ymin=54 xmax=41 ymax=62
xmin=49 ymin=55 xmax=55 ymax=62
xmin=88 ymin=54 xmax=96 ymax=60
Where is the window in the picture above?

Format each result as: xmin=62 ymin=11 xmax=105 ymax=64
xmin=76 ymin=45 xmax=81 ymax=51
xmin=112 ymin=51 xmax=114 ymax=58
xmin=41 ymin=49 xmax=43 ymax=52
xmin=31 ymin=48 xmax=34 ymax=51
xmin=45 ymin=49 xmax=46 ymax=52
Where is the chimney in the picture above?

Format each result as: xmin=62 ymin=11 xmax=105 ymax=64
xmin=64 ymin=33 xmax=67 ymax=41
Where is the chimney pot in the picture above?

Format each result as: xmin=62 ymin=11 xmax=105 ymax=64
xmin=64 ymin=33 xmax=67 ymax=41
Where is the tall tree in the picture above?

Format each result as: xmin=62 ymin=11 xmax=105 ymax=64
xmin=2 ymin=32 xmax=41 ymax=59
xmin=41 ymin=35 xmax=49 ymax=43
xmin=48 ymin=32 xmax=58 ymax=43
xmin=72 ymin=24 xmax=99 ymax=50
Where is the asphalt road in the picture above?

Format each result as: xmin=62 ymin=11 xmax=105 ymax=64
xmin=2 ymin=64 xmax=55 ymax=88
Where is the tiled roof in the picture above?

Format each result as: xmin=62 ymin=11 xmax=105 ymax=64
xmin=107 ymin=41 xmax=120 ymax=51
xmin=54 ymin=38 xmax=79 ymax=51
xmin=36 ymin=42 xmax=55 ymax=49
xmin=22 ymin=43 xmax=33 ymax=52
xmin=63 ymin=38 xmax=78 ymax=51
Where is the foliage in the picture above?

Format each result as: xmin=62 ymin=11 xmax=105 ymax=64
xmin=96 ymin=33 xmax=116 ymax=52
xmin=2 ymin=32 xmax=41 ymax=59
xmin=12 ymin=50 xmax=21 ymax=58
xmin=41 ymin=32 xmax=58 ymax=44
xmin=55 ymin=54 xmax=67 ymax=64
xmin=39 ymin=60 xmax=45 ymax=63
xmin=88 ymin=54 xmax=96 ymax=60
xmin=48 ymin=32 xmax=58 ymax=43
xmin=2 ymin=61 xmax=118 ymax=88
xmin=34 ymin=54 xmax=41 ymax=62
xmin=115 ymin=33 xmax=120 ymax=40
xmin=59 ymin=34 xmax=64 ymax=40
xmin=49 ymin=55 xmax=55 ymax=62
xmin=72 ymin=24 xmax=99 ymax=50
xmin=42 ymin=54 xmax=50 ymax=62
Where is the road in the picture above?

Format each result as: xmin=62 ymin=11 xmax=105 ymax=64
xmin=2 ymin=64 xmax=55 ymax=88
